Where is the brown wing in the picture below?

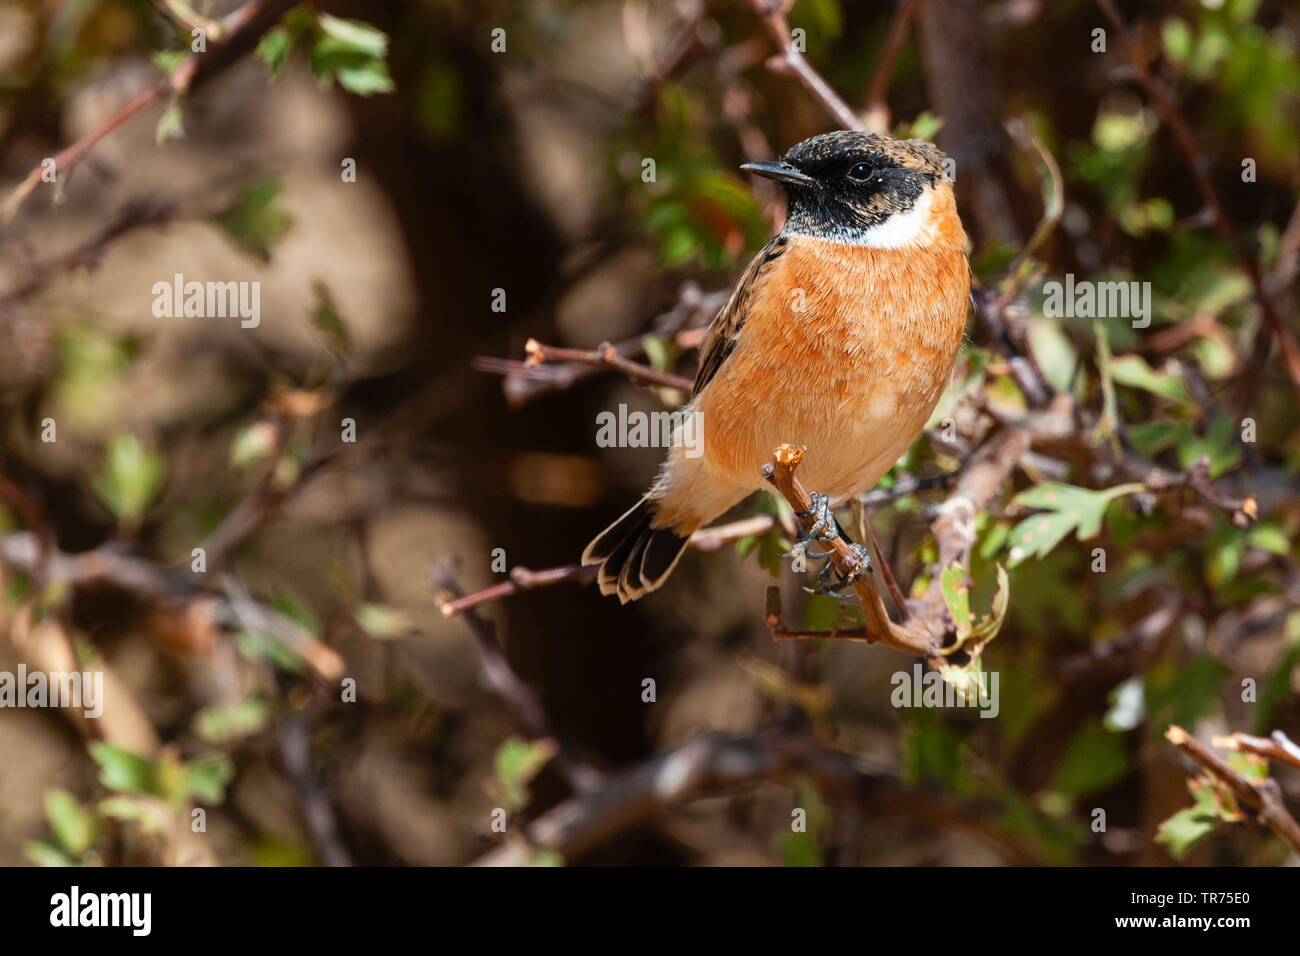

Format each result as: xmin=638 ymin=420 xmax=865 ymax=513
xmin=692 ymin=234 xmax=790 ymax=397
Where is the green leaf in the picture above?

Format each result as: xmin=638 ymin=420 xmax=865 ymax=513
xmin=967 ymin=563 xmax=1010 ymax=650
xmin=309 ymin=17 xmax=395 ymax=96
xmin=1176 ymin=418 xmax=1242 ymax=478
xmin=1161 ymin=18 xmax=1193 ymax=64
xmin=336 ymin=60 xmax=395 ymax=96
xmin=1052 ymin=722 xmax=1130 ymax=796
xmin=316 ymin=14 xmax=389 ymax=58
xmin=777 ymin=832 xmax=822 ymax=867
xmin=641 ymin=335 xmax=670 ymax=373
xmin=1146 ymin=655 xmax=1226 ymax=733
xmin=902 ymin=707 xmax=968 ymax=793
xmin=195 ymin=698 xmax=269 ymax=742
xmin=215 ymin=179 xmax=293 ymax=261
xmin=1027 ymin=316 xmax=1077 ymax=393
xmin=356 ymin=602 xmax=414 ymax=639
xmin=1008 ymin=483 xmax=1143 ymax=566
xmin=1103 ymin=676 xmax=1146 ymax=732
xmin=756 ymin=531 xmax=785 ymax=578
xmin=256 ymin=27 xmax=294 ymax=74
xmin=184 ymin=754 xmax=233 ymax=804
xmin=155 ymin=97 xmax=184 ymax=144
xmin=89 ymin=743 xmax=156 ymax=794
xmin=25 ymin=841 xmax=76 ymax=867
xmin=1127 ymin=422 xmax=1183 ymax=456
xmin=1156 ymin=804 xmax=1217 ymax=859
xmin=93 ymin=435 xmax=164 ymax=526
xmin=1255 ymin=635 xmax=1300 ymax=732
xmin=494 ymin=737 xmax=555 ymax=812
xmin=941 ymin=564 xmax=971 ymax=641
xmin=151 ymin=49 xmax=188 ymax=75
xmin=524 ymin=848 xmax=564 ymax=867
xmin=1108 ymin=354 xmax=1194 ymax=406
xmin=97 ymin=795 xmax=172 ymax=835
xmin=44 ymin=789 xmax=98 ymax=856
xmin=310 ymin=282 xmax=350 ymax=350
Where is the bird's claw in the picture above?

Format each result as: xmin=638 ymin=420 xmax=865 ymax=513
xmin=802 ymin=543 xmax=872 ymax=598
xmin=785 ymin=492 xmax=874 ymax=596
xmin=783 ymin=492 xmax=839 ymax=560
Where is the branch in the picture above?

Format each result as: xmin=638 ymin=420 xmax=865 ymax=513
xmin=432 ymin=560 xmax=602 ymax=794
xmin=473 ymin=725 xmax=894 ymax=864
xmin=2 ymin=0 xmax=295 ymax=222
xmin=0 ymin=531 xmax=344 ymax=681
xmin=522 ymin=339 xmax=693 ymax=392
xmin=277 ymin=715 xmax=353 ymax=867
xmin=438 ymin=563 xmax=596 ymax=618
xmin=439 ymin=474 xmax=956 ymax=618
xmin=761 ymin=444 xmax=942 ymax=659
xmin=0 ymin=199 xmax=175 ymax=320
xmin=747 ymin=0 xmax=864 ymax=131
xmin=1211 ymin=730 xmax=1300 ymax=773
xmin=437 ymin=518 xmax=780 ymax=619
xmin=1165 ymin=724 xmax=1300 ymax=854
xmin=474 ymin=285 xmax=723 ymax=406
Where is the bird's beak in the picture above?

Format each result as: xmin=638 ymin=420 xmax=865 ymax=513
xmin=740 ymin=161 xmax=817 ymax=188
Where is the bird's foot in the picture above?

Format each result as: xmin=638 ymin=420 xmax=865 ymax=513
xmin=808 ymin=543 xmax=872 ymax=599
xmin=782 ymin=492 xmax=873 ymax=598
xmin=783 ymin=492 xmax=839 ymax=561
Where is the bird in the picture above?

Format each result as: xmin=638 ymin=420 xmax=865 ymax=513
xmin=583 ymin=130 xmax=970 ymax=603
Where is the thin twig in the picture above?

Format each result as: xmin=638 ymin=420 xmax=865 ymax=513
xmin=1165 ymin=724 xmax=1300 ymax=853
xmin=277 ymin=715 xmax=353 ymax=867
xmin=747 ymin=0 xmax=863 ymax=131
xmin=433 ymin=560 xmax=601 ymax=794
xmin=523 ymin=339 xmax=694 ymax=392
xmin=762 ymin=444 xmax=941 ymax=659
xmin=2 ymin=0 xmax=292 ymax=222
xmin=474 ymin=725 xmax=893 ymax=864
xmin=439 ymin=515 xmax=785 ymax=618
xmin=1211 ymin=730 xmax=1300 ymax=772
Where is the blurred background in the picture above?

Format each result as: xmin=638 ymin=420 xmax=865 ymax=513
xmin=0 ymin=0 xmax=1297 ymax=867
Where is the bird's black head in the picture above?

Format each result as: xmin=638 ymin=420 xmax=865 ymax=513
xmin=742 ymin=130 xmax=948 ymax=245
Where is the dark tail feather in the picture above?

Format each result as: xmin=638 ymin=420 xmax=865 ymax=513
xmin=582 ymin=496 xmax=693 ymax=603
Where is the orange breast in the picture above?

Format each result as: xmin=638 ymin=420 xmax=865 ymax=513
xmin=692 ymin=230 xmax=969 ymax=499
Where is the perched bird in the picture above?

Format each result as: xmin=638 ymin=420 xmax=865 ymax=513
xmin=583 ymin=130 xmax=970 ymax=602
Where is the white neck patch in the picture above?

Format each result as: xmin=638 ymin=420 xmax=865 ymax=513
xmin=785 ymin=188 xmax=936 ymax=248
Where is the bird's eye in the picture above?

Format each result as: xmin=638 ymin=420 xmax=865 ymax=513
xmin=848 ymin=162 xmax=874 ymax=183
